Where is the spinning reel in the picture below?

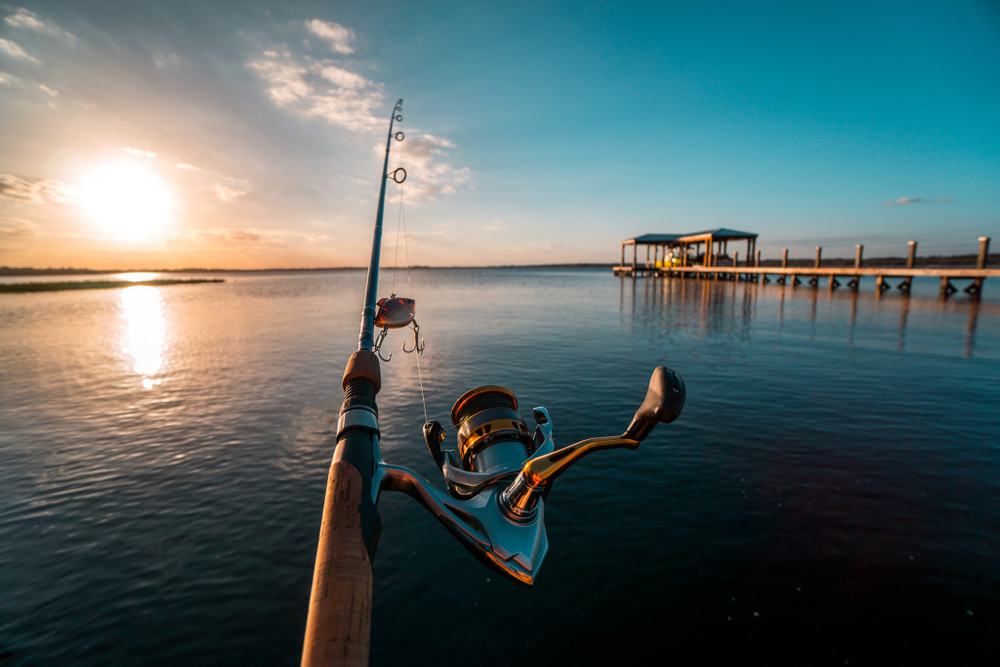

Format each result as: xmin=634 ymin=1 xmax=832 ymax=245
xmin=347 ymin=366 xmax=686 ymax=584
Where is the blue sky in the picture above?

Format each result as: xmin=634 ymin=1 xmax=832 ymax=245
xmin=0 ymin=0 xmax=997 ymax=269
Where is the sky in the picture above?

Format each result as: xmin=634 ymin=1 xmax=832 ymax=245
xmin=0 ymin=0 xmax=998 ymax=269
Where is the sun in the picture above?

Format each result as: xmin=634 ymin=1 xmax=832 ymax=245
xmin=82 ymin=163 xmax=172 ymax=239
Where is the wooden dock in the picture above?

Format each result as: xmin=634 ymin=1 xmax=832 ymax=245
xmin=613 ymin=238 xmax=996 ymax=299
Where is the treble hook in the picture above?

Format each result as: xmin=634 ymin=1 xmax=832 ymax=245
xmin=403 ymin=320 xmax=425 ymax=355
xmin=374 ymin=326 xmax=392 ymax=362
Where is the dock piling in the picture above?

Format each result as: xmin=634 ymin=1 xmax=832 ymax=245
xmin=809 ymin=247 xmax=821 ymax=287
xmin=899 ymin=241 xmax=916 ymax=292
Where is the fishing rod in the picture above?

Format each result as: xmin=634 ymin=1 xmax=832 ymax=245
xmin=301 ymin=101 xmax=687 ymax=667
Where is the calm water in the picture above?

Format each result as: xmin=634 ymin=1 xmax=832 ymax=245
xmin=1 ymin=268 xmax=998 ymax=665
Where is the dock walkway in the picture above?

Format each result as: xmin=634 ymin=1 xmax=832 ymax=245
xmin=613 ymin=238 xmax=995 ymax=299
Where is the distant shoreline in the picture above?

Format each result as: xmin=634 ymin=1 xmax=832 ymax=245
xmin=1 ymin=254 xmax=996 ymax=277
xmin=0 ymin=279 xmax=224 ymax=293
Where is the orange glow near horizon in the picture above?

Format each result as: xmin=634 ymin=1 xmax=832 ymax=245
xmin=82 ymin=163 xmax=172 ymax=240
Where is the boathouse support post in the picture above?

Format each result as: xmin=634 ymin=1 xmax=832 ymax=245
xmin=621 ymin=243 xmax=625 ymax=268
xmin=782 ymin=248 xmax=788 ymax=268
xmin=734 ymin=252 xmax=739 ymax=281
xmin=632 ymin=242 xmax=637 ymax=272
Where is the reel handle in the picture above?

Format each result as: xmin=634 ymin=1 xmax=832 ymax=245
xmin=500 ymin=366 xmax=685 ymax=521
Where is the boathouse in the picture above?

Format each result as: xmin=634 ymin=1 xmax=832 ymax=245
xmin=619 ymin=228 xmax=759 ymax=273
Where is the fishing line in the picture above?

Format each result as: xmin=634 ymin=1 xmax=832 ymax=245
xmin=394 ymin=179 xmax=428 ymax=422
xmin=400 ymin=182 xmax=413 ymax=298
xmin=390 ymin=183 xmax=403 ymax=296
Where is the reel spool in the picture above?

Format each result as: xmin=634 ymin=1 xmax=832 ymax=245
xmin=450 ymin=386 xmax=534 ymax=473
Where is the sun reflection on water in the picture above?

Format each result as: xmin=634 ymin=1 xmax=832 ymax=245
xmin=120 ymin=286 xmax=166 ymax=389
xmin=117 ymin=272 xmax=161 ymax=282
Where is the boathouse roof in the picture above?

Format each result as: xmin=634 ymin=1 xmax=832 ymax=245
xmin=623 ymin=228 xmax=758 ymax=245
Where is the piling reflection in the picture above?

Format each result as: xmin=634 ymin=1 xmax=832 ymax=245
xmin=120 ymin=286 xmax=166 ymax=389
xmin=965 ymin=300 xmax=979 ymax=358
xmin=619 ymin=274 xmax=995 ymax=358
xmin=898 ymin=294 xmax=910 ymax=350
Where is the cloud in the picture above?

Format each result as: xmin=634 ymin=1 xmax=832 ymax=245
xmin=0 ymin=217 xmax=39 ymax=238
xmin=0 ymin=71 xmax=19 ymax=85
xmin=305 ymin=19 xmax=355 ymax=54
xmin=0 ymin=173 xmax=82 ymax=204
xmin=123 ymin=147 xmax=156 ymax=158
xmin=390 ymin=133 xmax=472 ymax=202
xmin=319 ymin=65 xmax=367 ymax=89
xmin=175 ymin=163 xmax=200 ymax=171
xmin=153 ymin=52 xmax=180 ymax=69
xmin=249 ymin=22 xmax=468 ymax=201
xmin=4 ymin=7 xmax=76 ymax=44
xmin=249 ymin=46 xmax=384 ymax=132
xmin=215 ymin=183 xmax=249 ymax=201
xmin=182 ymin=227 xmax=330 ymax=245
xmin=0 ymin=38 xmax=40 ymax=63
xmin=882 ymin=196 xmax=955 ymax=206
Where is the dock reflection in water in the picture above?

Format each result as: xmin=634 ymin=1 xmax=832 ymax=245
xmin=626 ymin=273 xmax=992 ymax=358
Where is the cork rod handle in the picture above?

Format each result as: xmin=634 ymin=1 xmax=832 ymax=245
xmin=301 ymin=461 xmax=373 ymax=667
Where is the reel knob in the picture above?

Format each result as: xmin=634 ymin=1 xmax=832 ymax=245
xmin=623 ymin=366 xmax=686 ymax=442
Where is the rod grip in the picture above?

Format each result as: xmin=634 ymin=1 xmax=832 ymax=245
xmin=301 ymin=461 xmax=373 ymax=667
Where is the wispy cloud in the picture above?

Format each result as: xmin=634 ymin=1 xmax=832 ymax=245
xmin=153 ymin=51 xmax=180 ymax=70
xmin=178 ymin=227 xmax=330 ymax=245
xmin=215 ymin=183 xmax=250 ymax=201
xmin=882 ymin=196 xmax=954 ymax=206
xmin=390 ymin=133 xmax=472 ymax=203
xmin=0 ymin=173 xmax=81 ymax=204
xmin=124 ymin=147 xmax=156 ymax=158
xmin=249 ymin=45 xmax=384 ymax=132
xmin=0 ymin=37 xmax=40 ymax=63
xmin=4 ymin=7 xmax=76 ymax=45
xmin=0 ymin=217 xmax=39 ymax=238
xmin=304 ymin=19 xmax=355 ymax=54
xmin=248 ymin=20 xmax=469 ymax=204
xmin=0 ymin=71 xmax=19 ymax=85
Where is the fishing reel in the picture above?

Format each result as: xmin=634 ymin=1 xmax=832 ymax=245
xmin=358 ymin=366 xmax=686 ymax=585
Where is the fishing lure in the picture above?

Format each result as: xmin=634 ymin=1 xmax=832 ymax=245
xmin=373 ymin=294 xmax=425 ymax=361
xmin=374 ymin=296 xmax=415 ymax=329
